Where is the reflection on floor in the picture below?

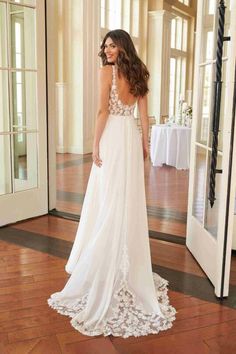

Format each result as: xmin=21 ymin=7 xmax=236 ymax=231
xmin=0 ymin=216 xmax=236 ymax=353
xmin=56 ymin=153 xmax=189 ymax=239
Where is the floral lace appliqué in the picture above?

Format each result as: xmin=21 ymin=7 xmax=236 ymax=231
xmin=47 ymin=272 xmax=177 ymax=338
xmin=108 ymin=65 xmax=136 ymax=116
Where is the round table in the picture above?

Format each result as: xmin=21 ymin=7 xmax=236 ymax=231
xmin=150 ymin=124 xmax=191 ymax=170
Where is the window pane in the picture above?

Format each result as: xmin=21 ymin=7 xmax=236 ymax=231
xmin=0 ymin=70 xmax=9 ymax=132
xmin=0 ymin=2 xmax=7 ymax=67
xmin=12 ymin=71 xmax=37 ymax=130
xmin=13 ymin=132 xmax=38 ymax=191
xmin=208 ymin=0 xmax=216 ymax=14
xmin=176 ymin=17 xmax=182 ymax=50
xmin=179 ymin=0 xmax=190 ymax=5
xmin=223 ymin=26 xmax=230 ymax=58
xmin=169 ymin=58 xmax=176 ymax=117
xmin=123 ymin=0 xmax=130 ymax=32
xmin=175 ymin=58 xmax=181 ymax=115
xmin=197 ymin=64 xmax=212 ymax=145
xmin=10 ymin=4 xmax=36 ymax=69
xmin=108 ymin=0 xmax=121 ymax=30
xmin=101 ymin=0 xmax=105 ymax=28
xmin=0 ymin=135 xmax=12 ymax=196
xmin=205 ymin=31 xmax=213 ymax=61
xmin=181 ymin=58 xmax=186 ymax=98
xmin=204 ymin=154 xmax=222 ymax=239
xmin=192 ymin=146 xmax=207 ymax=223
xmin=182 ymin=19 xmax=188 ymax=51
xmin=171 ymin=19 xmax=176 ymax=49
xmin=132 ymin=0 xmax=139 ymax=37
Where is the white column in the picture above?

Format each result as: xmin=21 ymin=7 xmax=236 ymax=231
xmin=65 ymin=0 xmax=100 ymax=154
xmin=147 ymin=10 xmax=174 ymax=123
xmin=53 ymin=0 xmax=100 ymax=154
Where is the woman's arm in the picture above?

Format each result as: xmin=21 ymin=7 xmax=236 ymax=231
xmin=92 ymin=65 xmax=111 ymax=167
xmin=138 ymin=95 xmax=149 ymax=160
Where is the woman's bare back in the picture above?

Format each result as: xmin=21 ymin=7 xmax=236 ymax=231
xmin=114 ymin=67 xmax=137 ymax=106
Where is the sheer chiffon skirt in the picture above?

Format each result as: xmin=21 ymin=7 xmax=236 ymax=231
xmin=47 ymin=113 xmax=176 ymax=338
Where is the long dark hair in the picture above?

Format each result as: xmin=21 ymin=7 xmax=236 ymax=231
xmin=98 ymin=29 xmax=150 ymax=97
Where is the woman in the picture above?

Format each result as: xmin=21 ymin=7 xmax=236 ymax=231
xmin=48 ymin=29 xmax=176 ymax=338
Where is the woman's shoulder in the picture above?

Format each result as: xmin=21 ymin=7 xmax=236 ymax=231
xmin=99 ymin=64 xmax=113 ymax=75
xmin=99 ymin=65 xmax=113 ymax=83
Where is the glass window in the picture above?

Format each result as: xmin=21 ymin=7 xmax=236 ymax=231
xmin=169 ymin=58 xmax=176 ymax=117
xmin=100 ymin=0 xmax=141 ymax=54
xmin=169 ymin=14 xmax=188 ymax=117
xmin=0 ymin=135 xmax=12 ymax=196
xmin=123 ymin=0 xmax=130 ymax=32
xmin=204 ymin=154 xmax=222 ymax=238
xmin=0 ymin=70 xmax=9 ymax=132
xmin=0 ymin=2 xmax=7 ymax=68
xmin=10 ymin=4 xmax=36 ymax=70
xmin=208 ymin=0 xmax=216 ymax=14
xmin=169 ymin=57 xmax=187 ymax=117
xmin=101 ymin=0 xmax=105 ymax=28
xmin=171 ymin=19 xmax=176 ymax=49
xmin=182 ymin=19 xmax=188 ymax=51
xmin=197 ymin=64 xmax=212 ymax=145
xmin=192 ymin=146 xmax=207 ymax=223
xmin=101 ymin=0 xmax=140 ymax=40
xmin=178 ymin=0 xmax=190 ymax=5
xmin=107 ymin=0 xmax=121 ymax=30
xmin=176 ymin=17 xmax=182 ymax=50
xmin=131 ymin=0 xmax=139 ymax=37
xmin=205 ymin=31 xmax=214 ymax=60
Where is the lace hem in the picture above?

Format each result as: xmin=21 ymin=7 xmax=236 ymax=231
xmin=47 ymin=272 xmax=176 ymax=338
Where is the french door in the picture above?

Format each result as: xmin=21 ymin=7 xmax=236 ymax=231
xmin=0 ymin=0 xmax=47 ymax=226
xmin=187 ymin=0 xmax=236 ymax=297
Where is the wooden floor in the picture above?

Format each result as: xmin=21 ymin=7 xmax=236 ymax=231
xmin=0 ymin=153 xmax=236 ymax=353
xmin=56 ymin=153 xmax=188 ymax=238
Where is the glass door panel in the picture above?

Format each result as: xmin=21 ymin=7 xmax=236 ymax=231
xmin=13 ymin=132 xmax=38 ymax=191
xmin=0 ymin=69 xmax=9 ymax=132
xmin=12 ymin=71 xmax=37 ymax=130
xmin=192 ymin=146 xmax=207 ymax=223
xmin=196 ymin=64 xmax=212 ymax=145
xmin=0 ymin=2 xmax=7 ymax=67
xmin=10 ymin=3 xmax=36 ymax=70
xmin=204 ymin=154 xmax=222 ymax=238
xmin=0 ymin=135 xmax=12 ymax=196
xmin=0 ymin=0 xmax=47 ymax=225
xmin=187 ymin=0 xmax=235 ymax=297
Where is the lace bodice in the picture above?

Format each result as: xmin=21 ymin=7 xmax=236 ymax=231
xmin=108 ymin=65 xmax=136 ymax=116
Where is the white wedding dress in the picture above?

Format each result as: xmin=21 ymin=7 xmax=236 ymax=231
xmin=48 ymin=65 xmax=176 ymax=338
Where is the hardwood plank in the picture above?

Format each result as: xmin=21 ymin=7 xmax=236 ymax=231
xmin=3 ymin=335 xmax=62 ymax=354
xmin=64 ymin=337 xmax=119 ymax=354
xmin=7 ymin=320 xmax=72 ymax=343
xmin=56 ymin=331 xmax=94 ymax=352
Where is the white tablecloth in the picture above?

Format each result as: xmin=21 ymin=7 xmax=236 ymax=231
xmin=150 ymin=124 xmax=191 ymax=170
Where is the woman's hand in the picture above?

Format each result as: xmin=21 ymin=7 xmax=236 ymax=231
xmin=92 ymin=145 xmax=103 ymax=167
xmin=142 ymin=142 xmax=149 ymax=160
